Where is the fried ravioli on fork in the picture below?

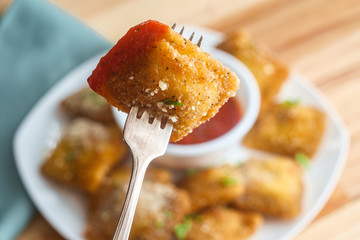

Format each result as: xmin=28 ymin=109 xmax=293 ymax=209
xmin=88 ymin=20 xmax=239 ymax=142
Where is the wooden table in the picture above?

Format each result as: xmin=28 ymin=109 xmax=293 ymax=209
xmin=10 ymin=0 xmax=360 ymax=239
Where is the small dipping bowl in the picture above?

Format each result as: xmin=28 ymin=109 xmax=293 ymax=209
xmin=113 ymin=49 xmax=260 ymax=168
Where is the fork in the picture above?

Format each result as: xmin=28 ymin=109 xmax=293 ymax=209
xmin=112 ymin=107 xmax=172 ymax=240
xmin=112 ymin=25 xmax=203 ymax=240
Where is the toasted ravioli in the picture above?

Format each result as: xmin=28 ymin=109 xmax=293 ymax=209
xmin=88 ymin=20 xmax=239 ymax=142
xmin=184 ymin=207 xmax=263 ymax=240
xmin=234 ymin=158 xmax=303 ymax=219
xmin=109 ymin=166 xmax=174 ymax=185
xmin=179 ymin=165 xmax=244 ymax=212
xmin=217 ymin=30 xmax=288 ymax=112
xmin=60 ymin=87 xmax=114 ymax=123
xmin=41 ymin=118 xmax=126 ymax=193
xmin=244 ymin=103 xmax=326 ymax=157
xmin=86 ymin=168 xmax=191 ymax=240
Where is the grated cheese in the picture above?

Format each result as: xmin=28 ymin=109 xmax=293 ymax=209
xmin=159 ymin=81 xmax=168 ymax=90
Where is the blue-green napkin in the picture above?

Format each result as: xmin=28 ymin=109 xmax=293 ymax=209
xmin=0 ymin=0 xmax=110 ymax=238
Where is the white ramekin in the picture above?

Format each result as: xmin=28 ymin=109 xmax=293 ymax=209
xmin=113 ymin=49 xmax=260 ymax=168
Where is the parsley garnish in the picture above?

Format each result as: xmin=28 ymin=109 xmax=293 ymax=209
xmin=163 ymin=99 xmax=183 ymax=106
xmin=174 ymin=217 xmax=192 ymax=240
xmin=295 ymin=152 xmax=310 ymax=169
xmin=281 ymin=99 xmax=300 ymax=108
xmin=88 ymin=91 xmax=106 ymax=106
xmin=164 ymin=210 xmax=174 ymax=219
xmin=155 ymin=220 xmax=164 ymax=228
xmin=113 ymin=178 xmax=121 ymax=187
xmin=186 ymin=168 xmax=197 ymax=176
xmin=220 ymin=176 xmax=238 ymax=186
xmin=66 ymin=152 xmax=75 ymax=162
xmin=187 ymin=214 xmax=203 ymax=222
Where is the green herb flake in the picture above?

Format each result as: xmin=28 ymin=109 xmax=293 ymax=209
xmin=113 ymin=178 xmax=121 ymax=188
xmin=164 ymin=210 xmax=174 ymax=219
xmin=163 ymin=99 xmax=183 ymax=106
xmin=220 ymin=176 xmax=238 ymax=186
xmin=83 ymin=91 xmax=106 ymax=106
xmin=186 ymin=168 xmax=197 ymax=176
xmin=92 ymin=95 xmax=106 ymax=106
xmin=295 ymin=152 xmax=310 ymax=169
xmin=281 ymin=99 xmax=300 ymax=108
xmin=155 ymin=220 xmax=164 ymax=228
xmin=236 ymin=160 xmax=244 ymax=167
xmin=187 ymin=214 xmax=203 ymax=222
xmin=65 ymin=152 xmax=75 ymax=163
xmin=174 ymin=217 xmax=192 ymax=240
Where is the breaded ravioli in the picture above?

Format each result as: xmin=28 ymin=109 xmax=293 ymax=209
xmin=217 ymin=30 xmax=288 ymax=113
xmin=179 ymin=165 xmax=244 ymax=212
xmin=88 ymin=20 xmax=239 ymax=142
xmin=184 ymin=207 xmax=263 ymax=240
xmin=41 ymin=118 xmax=126 ymax=193
xmin=86 ymin=168 xmax=191 ymax=240
xmin=109 ymin=166 xmax=174 ymax=185
xmin=60 ymin=87 xmax=114 ymax=124
xmin=234 ymin=158 xmax=303 ymax=219
xmin=244 ymin=103 xmax=326 ymax=157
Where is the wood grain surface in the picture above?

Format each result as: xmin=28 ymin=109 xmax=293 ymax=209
xmin=13 ymin=0 xmax=360 ymax=239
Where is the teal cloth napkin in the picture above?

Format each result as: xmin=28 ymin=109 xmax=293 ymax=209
xmin=0 ymin=0 xmax=110 ymax=239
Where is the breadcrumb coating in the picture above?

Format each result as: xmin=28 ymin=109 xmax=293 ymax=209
xmin=88 ymin=20 xmax=239 ymax=142
xmin=41 ymin=118 xmax=126 ymax=193
xmin=218 ymin=30 xmax=288 ymax=113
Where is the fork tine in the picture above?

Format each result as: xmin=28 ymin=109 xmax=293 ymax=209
xmin=152 ymin=117 xmax=163 ymax=129
xmin=172 ymin=25 xmax=203 ymax=48
xmin=128 ymin=106 xmax=139 ymax=120
xmin=128 ymin=107 xmax=169 ymax=130
xmin=189 ymin=32 xmax=195 ymax=41
xmin=197 ymin=35 xmax=203 ymax=47
xmin=139 ymin=109 xmax=150 ymax=121
xmin=164 ymin=121 xmax=173 ymax=131
xmin=179 ymin=26 xmax=185 ymax=35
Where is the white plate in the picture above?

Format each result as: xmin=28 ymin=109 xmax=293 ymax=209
xmin=14 ymin=26 xmax=349 ymax=240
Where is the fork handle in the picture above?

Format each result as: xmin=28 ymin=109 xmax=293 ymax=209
xmin=112 ymin=154 xmax=150 ymax=240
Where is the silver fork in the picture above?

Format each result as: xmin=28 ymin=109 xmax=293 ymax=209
xmin=112 ymin=107 xmax=172 ymax=240
xmin=112 ymin=25 xmax=203 ymax=240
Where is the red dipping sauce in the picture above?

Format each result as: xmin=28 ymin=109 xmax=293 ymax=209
xmin=176 ymin=98 xmax=243 ymax=145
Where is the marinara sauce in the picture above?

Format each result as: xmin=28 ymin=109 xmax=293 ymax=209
xmin=176 ymin=98 xmax=242 ymax=145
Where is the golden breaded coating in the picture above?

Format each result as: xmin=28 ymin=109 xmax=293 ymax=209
xmin=41 ymin=118 xmax=127 ymax=193
xmin=234 ymin=158 xmax=303 ymax=219
xmin=88 ymin=20 xmax=239 ymax=142
xmin=244 ymin=103 xmax=326 ymax=157
xmin=179 ymin=165 xmax=244 ymax=212
xmin=217 ymin=30 xmax=288 ymax=112
xmin=183 ymin=207 xmax=263 ymax=240
xmin=109 ymin=166 xmax=174 ymax=185
xmin=144 ymin=167 xmax=173 ymax=184
xmin=86 ymin=168 xmax=191 ymax=240
xmin=60 ymin=87 xmax=115 ymax=124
